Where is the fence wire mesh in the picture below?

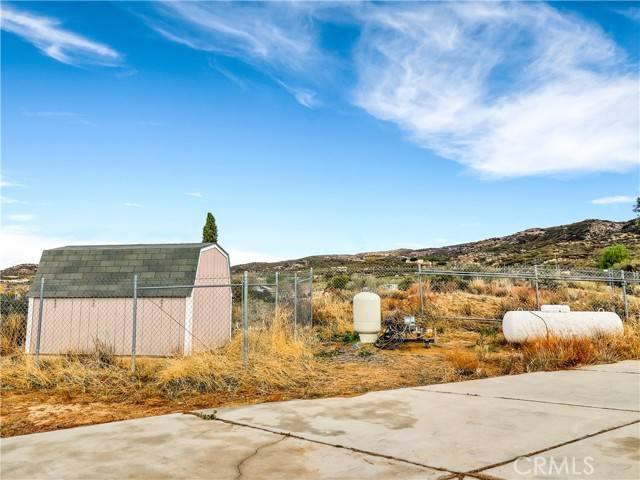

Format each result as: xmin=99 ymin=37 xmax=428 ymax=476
xmin=0 ymin=270 xmax=314 ymax=365
xmin=1 ymin=264 xmax=636 ymax=363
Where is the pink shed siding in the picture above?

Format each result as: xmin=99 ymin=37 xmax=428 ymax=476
xmin=191 ymin=246 xmax=232 ymax=352
xmin=28 ymin=297 xmax=186 ymax=356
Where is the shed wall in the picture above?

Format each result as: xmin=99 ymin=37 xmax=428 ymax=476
xmin=191 ymin=246 xmax=232 ymax=352
xmin=28 ymin=297 xmax=186 ymax=356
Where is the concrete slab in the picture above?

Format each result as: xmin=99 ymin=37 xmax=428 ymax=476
xmin=484 ymin=422 xmax=640 ymax=480
xmin=414 ymin=368 xmax=640 ymax=411
xmin=0 ymin=413 xmax=444 ymax=480
xmin=211 ymin=387 xmax=640 ymax=472
xmin=579 ymin=360 xmax=640 ymax=375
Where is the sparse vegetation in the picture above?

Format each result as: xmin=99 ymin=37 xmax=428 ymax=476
xmin=598 ymin=244 xmax=630 ymax=269
xmin=327 ymin=274 xmax=350 ymax=290
xmin=1 ymin=274 xmax=639 ymax=438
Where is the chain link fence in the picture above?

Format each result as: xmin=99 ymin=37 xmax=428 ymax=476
xmin=0 ymin=270 xmax=314 ymax=368
xmin=1 ymin=264 xmax=636 ymax=362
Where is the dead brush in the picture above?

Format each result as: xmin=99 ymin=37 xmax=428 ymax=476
xmin=509 ymin=321 xmax=640 ymax=372
xmin=156 ymin=310 xmax=328 ymax=398
xmin=0 ymin=313 xmax=26 ymax=356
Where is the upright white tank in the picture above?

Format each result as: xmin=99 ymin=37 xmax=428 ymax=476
xmin=353 ymin=291 xmax=381 ymax=344
xmin=503 ymin=310 xmax=623 ymax=343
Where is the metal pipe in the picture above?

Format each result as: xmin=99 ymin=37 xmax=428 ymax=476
xmin=621 ymin=271 xmax=629 ymax=320
xmin=418 ymin=264 xmax=424 ymax=317
xmin=293 ymin=272 xmax=298 ymax=330
xmin=242 ymin=271 xmax=249 ymax=366
xmin=309 ymin=268 xmax=313 ymax=327
xmin=534 ymin=265 xmax=540 ymax=310
xmin=274 ymin=272 xmax=279 ymax=321
xmin=137 ymin=283 xmax=245 ymax=290
xmin=131 ymin=274 xmax=138 ymax=373
xmin=35 ymin=277 xmax=45 ymax=363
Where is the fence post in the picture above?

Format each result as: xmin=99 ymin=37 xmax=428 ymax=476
xmin=621 ymin=271 xmax=629 ymax=320
xmin=242 ymin=271 xmax=249 ymax=366
xmin=293 ymin=272 xmax=298 ymax=330
xmin=274 ymin=271 xmax=279 ymax=320
xmin=131 ymin=274 xmax=138 ymax=373
xmin=534 ymin=265 xmax=540 ymax=310
xmin=309 ymin=267 xmax=313 ymax=326
xmin=418 ymin=264 xmax=424 ymax=317
xmin=35 ymin=277 xmax=45 ymax=363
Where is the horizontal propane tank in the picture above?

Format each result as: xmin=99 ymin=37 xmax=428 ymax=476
xmin=353 ymin=291 xmax=381 ymax=344
xmin=540 ymin=304 xmax=570 ymax=313
xmin=503 ymin=310 xmax=623 ymax=343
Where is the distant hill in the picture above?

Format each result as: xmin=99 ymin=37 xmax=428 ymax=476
xmin=0 ymin=263 xmax=38 ymax=282
xmin=2 ymin=219 xmax=638 ymax=280
xmin=233 ymin=219 xmax=639 ymax=273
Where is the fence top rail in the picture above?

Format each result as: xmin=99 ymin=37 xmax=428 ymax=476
xmin=309 ymin=265 xmax=636 ymax=283
xmin=137 ymin=283 xmax=241 ymax=290
xmin=416 ymin=268 xmax=638 ymax=283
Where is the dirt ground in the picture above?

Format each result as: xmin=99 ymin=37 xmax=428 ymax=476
xmin=1 ymin=336 xmax=475 ymax=437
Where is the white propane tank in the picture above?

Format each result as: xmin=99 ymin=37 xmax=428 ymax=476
xmin=353 ymin=291 xmax=381 ymax=344
xmin=503 ymin=311 xmax=623 ymax=343
xmin=540 ymin=304 xmax=571 ymax=313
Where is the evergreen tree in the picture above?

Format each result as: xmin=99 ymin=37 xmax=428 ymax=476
xmin=202 ymin=212 xmax=218 ymax=243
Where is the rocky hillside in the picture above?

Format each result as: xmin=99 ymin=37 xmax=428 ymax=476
xmin=3 ymin=219 xmax=637 ymax=280
xmin=0 ymin=263 xmax=38 ymax=281
xmin=234 ymin=219 xmax=639 ymax=273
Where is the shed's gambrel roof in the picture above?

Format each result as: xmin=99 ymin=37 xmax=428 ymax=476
xmin=28 ymin=243 xmax=219 ymax=298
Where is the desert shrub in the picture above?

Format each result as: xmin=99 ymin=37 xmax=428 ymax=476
xmin=327 ymin=274 xmax=350 ymax=290
xmin=598 ymin=244 xmax=630 ymax=269
xmin=336 ymin=331 xmax=359 ymax=344
xmin=466 ymin=278 xmax=487 ymax=295
xmin=445 ymin=349 xmax=479 ymax=375
xmin=0 ymin=313 xmax=27 ymax=356
xmin=585 ymin=295 xmax=624 ymax=317
xmin=398 ymin=277 xmax=414 ymax=291
xmin=349 ymin=274 xmax=378 ymax=291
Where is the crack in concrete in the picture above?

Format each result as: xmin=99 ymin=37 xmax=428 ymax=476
xmin=577 ymin=368 xmax=639 ymax=375
xmin=467 ymin=419 xmax=640 ymax=475
xmin=212 ymin=416 xmax=463 ymax=477
xmin=233 ymin=435 xmax=287 ymax=480
xmin=410 ymin=388 xmax=640 ymax=413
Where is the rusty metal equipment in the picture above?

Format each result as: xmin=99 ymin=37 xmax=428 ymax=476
xmin=374 ymin=312 xmax=434 ymax=349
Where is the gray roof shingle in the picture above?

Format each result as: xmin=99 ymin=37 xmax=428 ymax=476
xmin=28 ymin=243 xmax=218 ymax=298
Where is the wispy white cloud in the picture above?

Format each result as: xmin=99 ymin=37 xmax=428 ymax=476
xmin=1 ymin=196 xmax=19 ymax=204
xmin=148 ymin=1 xmax=318 ymax=71
xmin=353 ymin=2 xmax=639 ymax=177
xmin=6 ymin=214 xmax=34 ymax=222
xmin=184 ymin=192 xmax=203 ymax=198
xmin=615 ymin=7 xmax=640 ymax=23
xmin=591 ymin=195 xmax=636 ymax=205
xmin=0 ymin=178 xmax=25 ymax=188
xmin=142 ymin=2 xmax=638 ymax=177
xmin=122 ymin=202 xmax=144 ymax=208
xmin=144 ymin=1 xmax=328 ymax=106
xmin=276 ymin=80 xmax=318 ymax=109
xmin=1 ymin=5 xmax=121 ymax=67
xmin=136 ymin=120 xmax=162 ymax=127
xmin=22 ymin=110 xmax=97 ymax=127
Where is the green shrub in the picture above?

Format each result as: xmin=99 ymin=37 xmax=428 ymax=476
xmin=328 ymin=274 xmax=350 ymax=290
xmin=398 ymin=277 xmax=414 ymax=291
xmin=598 ymin=244 xmax=630 ymax=269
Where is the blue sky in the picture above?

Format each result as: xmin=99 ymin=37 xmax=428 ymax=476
xmin=1 ymin=1 xmax=638 ymax=267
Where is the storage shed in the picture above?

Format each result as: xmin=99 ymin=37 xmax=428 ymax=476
xmin=26 ymin=243 xmax=231 ymax=356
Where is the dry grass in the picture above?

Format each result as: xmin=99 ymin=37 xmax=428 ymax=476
xmin=2 ymin=281 xmax=639 ymax=437
xmin=0 ymin=313 xmax=26 ymax=356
